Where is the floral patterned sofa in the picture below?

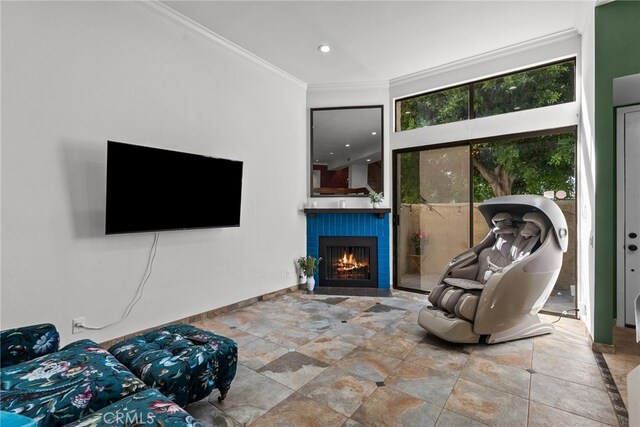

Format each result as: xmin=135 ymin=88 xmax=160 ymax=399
xmin=0 ymin=324 xmax=201 ymax=426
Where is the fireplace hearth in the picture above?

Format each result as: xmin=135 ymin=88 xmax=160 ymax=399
xmin=319 ymin=236 xmax=378 ymax=288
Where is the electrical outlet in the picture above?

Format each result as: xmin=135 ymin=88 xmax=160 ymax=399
xmin=72 ymin=317 xmax=85 ymax=334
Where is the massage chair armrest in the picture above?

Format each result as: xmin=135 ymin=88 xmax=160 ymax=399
xmin=1 ymin=323 xmax=60 ymax=368
xmin=449 ymin=250 xmax=478 ymax=270
xmin=437 ymin=250 xmax=479 ymax=282
xmin=475 ymin=250 xmax=560 ymax=335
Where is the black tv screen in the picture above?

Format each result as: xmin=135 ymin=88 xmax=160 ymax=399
xmin=105 ymin=141 xmax=243 ymax=235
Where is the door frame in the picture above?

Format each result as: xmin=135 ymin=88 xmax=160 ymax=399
xmin=616 ymin=104 xmax=640 ymax=326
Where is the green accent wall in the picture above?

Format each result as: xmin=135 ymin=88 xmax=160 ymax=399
xmin=594 ymin=1 xmax=640 ymax=344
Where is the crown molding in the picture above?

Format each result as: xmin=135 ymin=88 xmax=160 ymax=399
xmin=307 ymin=80 xmax=390 ymax=92
xmin=390 ymin=28 xmax=580 ymax=88
xmin=135 ymin=0 xmax=307 ymax=90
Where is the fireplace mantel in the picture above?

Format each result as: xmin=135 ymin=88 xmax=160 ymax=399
xmin=303 ymin=208 xmax=391 ymax=218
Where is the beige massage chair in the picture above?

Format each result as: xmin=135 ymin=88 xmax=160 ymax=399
xmin=418 ymin=195 xmax=569 ymax=344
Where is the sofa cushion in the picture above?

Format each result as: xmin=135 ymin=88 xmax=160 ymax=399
xmin=1 ymin=324 xmax=60 ymax=368
xmin=65 ymin=389 xmax=202 ymax=427
xmin=0 ymin=339 xmax=146 ymax=426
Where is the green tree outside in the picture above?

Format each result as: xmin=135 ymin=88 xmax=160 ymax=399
xmin=472 ymin=132 xmax=575 ymax=202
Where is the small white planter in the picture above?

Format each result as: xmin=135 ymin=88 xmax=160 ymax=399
xmin=306 ymin=275 xmax=315 ymax=292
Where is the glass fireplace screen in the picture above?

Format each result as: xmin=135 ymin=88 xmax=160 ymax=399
xmin=319 ymin=236 xmax=378 ymax=287
xmin=326 ymin=245 xmax=371 ymax=280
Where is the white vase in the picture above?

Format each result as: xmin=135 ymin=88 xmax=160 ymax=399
xmin=306 ymin=275 xmax=315 ymax=291
xmin=372 ymin=202 xmax=380 ymax=209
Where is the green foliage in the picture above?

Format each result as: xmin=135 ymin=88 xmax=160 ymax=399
xmin=397 ymin=60 xmax=575 ymax=131
xmin=399 ymin=152 xmax=423 ymax=204
xmin=398 ymin=86 xmax=469 ymax=130
xmin=472 ymin=132 xmax=576 ymax=202
xmin=297 ymin=256 xmax=322 ymax=276
xmin=400 ymin=147 xmax=470 ymax=204
xmin=472 ymin=173 xmax=495 ymax=202
xmin=474 ymin=63 xmax=574 ymax=117
xmin=369 ymin=191 xmax=383 ymax=203
xmin=420 ymin=148 xmax=470 ymax=203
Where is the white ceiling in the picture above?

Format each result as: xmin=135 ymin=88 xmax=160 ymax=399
xmin=162 ymin=1 xmax=587 ymax=86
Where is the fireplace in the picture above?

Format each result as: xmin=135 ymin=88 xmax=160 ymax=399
xmin=319 ymin=236 xmax=378 ymax=287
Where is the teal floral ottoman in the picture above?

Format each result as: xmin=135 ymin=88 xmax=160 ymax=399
xmin=108 ymin=325 xmax=237 ymax=407
xmin=66 ymin=389 xmax=202 ymax=426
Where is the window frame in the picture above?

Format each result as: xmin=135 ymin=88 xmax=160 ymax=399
xmin=394 ymin=58 xmax=576 ymax=132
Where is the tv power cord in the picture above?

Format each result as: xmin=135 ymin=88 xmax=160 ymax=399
xmin=76 ymin=233 xmax=159 ymax=331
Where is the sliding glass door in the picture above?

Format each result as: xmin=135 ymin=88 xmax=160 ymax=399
xmin=393 ymin=129 xmax=577 ymax=315
xmin=394 ymin=144 xmax=471 ymax=292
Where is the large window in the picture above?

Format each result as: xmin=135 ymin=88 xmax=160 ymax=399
xmin=396 ymin=59 xmax=575 ymax=131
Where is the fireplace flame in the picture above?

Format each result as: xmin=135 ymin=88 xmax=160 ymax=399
xmin=335 ymin=252 xmax=369 ymax=273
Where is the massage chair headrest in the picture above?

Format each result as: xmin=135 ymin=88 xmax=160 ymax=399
xmin=492 ymin=212 xmax=519 ymax=237
xmin=522 ymin=212 xmax=547 ymax=241
xmin=492 ymin=212 xmax=512 ymax=226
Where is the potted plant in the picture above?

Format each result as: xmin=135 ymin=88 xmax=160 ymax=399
xmin=410 ymin=229 xmax=429 ymax=255
xmin=297 ymin=256 xmax=322 ymax=291
xmin=369 ymin=191 xmax=383 ymax=208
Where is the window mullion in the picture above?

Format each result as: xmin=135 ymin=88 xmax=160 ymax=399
xmin=469 ymin=83 xmax=475 ymax=120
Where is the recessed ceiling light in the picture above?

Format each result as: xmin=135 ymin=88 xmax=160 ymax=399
xmin=366 ymin=159 xmax=371 ymax=162
xmin=318 ymin=44 xmax=331 ymax=53
xmin=371 ymin=132 xmax=377 ymax=136
xmin=345 ymin=144 xmax=350 ymax=147
xmin=330 ymin=152 xmax=333 ymax=155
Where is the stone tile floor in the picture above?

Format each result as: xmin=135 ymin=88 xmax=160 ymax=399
xmin=604 ymin=325 xmax=640 ymax=410
xmin=188 ymin=290 xmax=631 ymax=426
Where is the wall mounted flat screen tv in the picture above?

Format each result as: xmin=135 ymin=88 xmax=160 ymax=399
xmin=106 ymin=141 xmax=243 ymax=235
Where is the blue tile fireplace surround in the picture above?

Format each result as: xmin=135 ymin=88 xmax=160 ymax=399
xmin=305 ymin=209 xmax=390 ymax=289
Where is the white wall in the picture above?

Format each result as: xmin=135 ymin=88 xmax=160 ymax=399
xmin=576 ymin=1 xmax=596 ymax=337
xmin=348 ymin=164 xmax=369 ymax=190
xmin=1 ymin=1 xmax=307 ymax=344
